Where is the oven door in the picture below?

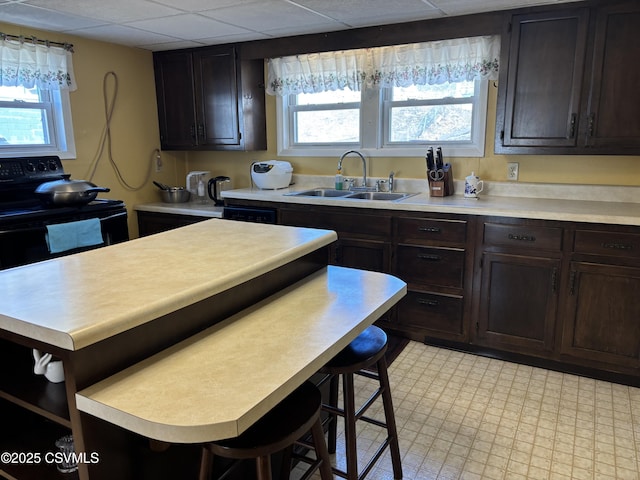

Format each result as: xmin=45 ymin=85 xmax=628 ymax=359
xmin=0 ymin=210 xmax=128 ymax=270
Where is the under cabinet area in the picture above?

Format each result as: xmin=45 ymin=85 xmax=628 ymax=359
xmin=153 ymin=44 xmax=266 ymax=151
xmin=495 ymin=0 xmax=640 ymax=154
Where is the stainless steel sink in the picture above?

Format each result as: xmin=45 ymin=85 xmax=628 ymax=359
xmin=284 ymin=188 xmax=416 ymax=202
xmin=344 ymin=191 xmax=415 ymax=201
xmin=284 ymin=188 xmax=353 ymax=197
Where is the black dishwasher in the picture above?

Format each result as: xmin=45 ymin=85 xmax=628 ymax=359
xmin=223 ymin=206 xmax=277 ymax=224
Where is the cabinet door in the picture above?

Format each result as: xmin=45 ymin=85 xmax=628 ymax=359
xmin=193 ymin=47 xmax=241 ymax=147
xmin=476 ymin=252 xmax=560 ymax=355
xmin=497 ymin=9 xmax=589 ymax=150
xmin=561 ymin=262 xmax=640 ymax=369
xmin=153 ymin=51 xmax=197 ymax=149
xmin=333 ymin=238 xmax=390 ymax=273
xmin=583 ymin=2 xmax=640 ymax=149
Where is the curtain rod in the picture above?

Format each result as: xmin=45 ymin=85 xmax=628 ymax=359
xmin=0 ymin=32 xmax=74 ymax=52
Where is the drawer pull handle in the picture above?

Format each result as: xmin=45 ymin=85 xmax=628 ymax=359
xmin=602 ymin=242 xmax=633 ymax=250
xmin=417 ymin=298 xmax=439 ymax=307
xmin=418 ymin=226 xmax=441 ymax=233
xmin=417 ymin=254 xmax=441 ymax=261
xmin=508 ymin=233 xmax=536 ymax=242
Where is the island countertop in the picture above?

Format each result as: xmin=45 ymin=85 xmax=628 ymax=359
xmin=76 ymin=266 xmax=407 ymax=443
xmin=0 ymin=219 xmax=337 ymax=351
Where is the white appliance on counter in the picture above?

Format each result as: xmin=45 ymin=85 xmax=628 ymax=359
xmin=251 ymin=161 xmax=293 ymax=190
xmin=186 ymin=171 xmax=211 ymax=202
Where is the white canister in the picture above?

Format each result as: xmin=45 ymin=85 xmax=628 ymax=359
xmin=464 ymin=172 xmax=484 ymax=198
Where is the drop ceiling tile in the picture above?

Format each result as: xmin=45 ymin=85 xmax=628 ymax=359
xmin=200 ymin=0 xmax=340 ymax=32
xmin=125 ymin=13 xmax=251 ymax=41
xmin=151 ymin=0 xmax=257 ymax=13
xmin=67 ymin=24 xmax=180 ymax=48
xmin=24 ymin=0 xmax=184 ymax=24
xmin=0 ymin=2 xmax=105 ymax=32
xmin=430 ymin=0 xmax=579 ymax=16
xmin=290 ymin=0 xmax=440 ymax=26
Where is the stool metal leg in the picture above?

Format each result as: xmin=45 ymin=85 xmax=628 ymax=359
xmin=377 ymin=356 xmax=403 ymax=479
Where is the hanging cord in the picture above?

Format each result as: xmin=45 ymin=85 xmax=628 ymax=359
xmin=86 ymin=71 xmax=153 ymax=191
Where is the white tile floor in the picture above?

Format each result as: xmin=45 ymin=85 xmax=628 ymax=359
xmin=297 ymin=340 xmax=640 ymax=480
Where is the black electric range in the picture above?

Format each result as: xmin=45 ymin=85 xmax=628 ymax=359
xmin=0 ymin=156 xmax=129 ymax=270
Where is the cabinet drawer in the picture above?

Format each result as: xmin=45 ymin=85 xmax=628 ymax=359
xmin=396 ymin=217 xmax=466 ymax=245
xmin=396 ymin=291 xmax=464 ymax=337
xmin=574 ymin=230 xmax=640 ymax=258
xmin=395 ymin=245 xmax=465 ymax=288
xmin=484 ymin=222 xmax=562 ymax=251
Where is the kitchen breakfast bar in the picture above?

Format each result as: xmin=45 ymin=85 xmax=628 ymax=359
xmin=0 ymin=219 xmax=406 ymax=479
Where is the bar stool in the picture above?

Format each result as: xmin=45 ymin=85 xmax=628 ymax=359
xmin=320 ymin=325 xmax=402 ymax=480
xmin=198 ymin=381 xmax=333 ymax=480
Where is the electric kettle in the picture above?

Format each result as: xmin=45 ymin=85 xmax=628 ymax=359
xmin=208 ymin=176 xmax=231 ymax=206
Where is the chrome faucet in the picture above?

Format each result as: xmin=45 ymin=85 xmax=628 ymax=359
xmin=388 ymin=171 xmax=395 ymax=192
xmin=338 ymin=150 xmax=367 ymax=189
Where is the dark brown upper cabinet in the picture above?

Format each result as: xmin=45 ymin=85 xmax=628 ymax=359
xmin=153 ymin=45 xmax=266 ymax=151
xmin=495 ymin=1 xmax=640 ymax=155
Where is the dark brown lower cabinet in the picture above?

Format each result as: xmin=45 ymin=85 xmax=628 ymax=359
xmin=561 ymin=261 xmax=640 ymax=370
xmin=476 ymin=252 xmax=560 ymax=357
xmin=136 ymin=211 xmax=206 ymax=236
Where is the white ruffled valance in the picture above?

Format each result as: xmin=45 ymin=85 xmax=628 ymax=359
xmin=267 ymin=35 xmax=500 ymax=96
xmin=0 ymin=34 xmax=77 ymax=91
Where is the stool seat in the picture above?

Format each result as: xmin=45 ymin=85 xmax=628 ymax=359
xmin=323 ymin=326 xmax=387 ymax=372
xmin=199 ymin=381 xmax=332 ymax=480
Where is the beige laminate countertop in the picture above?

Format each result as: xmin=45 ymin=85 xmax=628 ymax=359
xmin=0 ymin=220 xmax=336 ymax=350
xmin=221 ymin=177 xmax=640 ymax=226
xmin=133 ymin=201 xmax=224 ymax=218
xmin=76 ymin=266 xmax=406 ymax=443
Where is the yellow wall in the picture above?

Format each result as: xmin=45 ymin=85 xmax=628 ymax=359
xmin=187 ymin=81 xmax=640 ymax=189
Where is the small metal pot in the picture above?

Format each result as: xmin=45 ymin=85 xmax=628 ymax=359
xmin=35 ymin=177 xmax=110 ymax=207
xmin=160 ymin=187 xmax=191 ymax=203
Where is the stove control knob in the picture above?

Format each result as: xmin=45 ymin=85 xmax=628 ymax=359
xmin=26 ymin=162 xmax=36 ymax=172
xmin=48 ymin=161 xmax=58 ymax=171
xmin=37 ymin=162 xmax=47 ymax=171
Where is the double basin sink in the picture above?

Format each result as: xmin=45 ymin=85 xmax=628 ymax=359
xmin=284 ymin=188 xmax=416 ymax=202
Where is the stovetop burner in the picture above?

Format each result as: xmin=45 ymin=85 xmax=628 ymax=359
xmin=0 ymin=156 xmax=125 ymax=226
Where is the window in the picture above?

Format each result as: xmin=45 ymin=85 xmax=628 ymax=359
xmin=277 ymin=79 xmax=488 ymax=157
xmin=0 ymin=85 xmax=76 ymax=159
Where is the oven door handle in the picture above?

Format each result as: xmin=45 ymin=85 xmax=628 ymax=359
xmin=0 ymin=211 xmax=127 ymax=236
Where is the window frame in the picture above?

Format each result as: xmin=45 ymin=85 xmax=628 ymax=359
xmin=0 ymin=87 xmax=76 ymax=159
xmin=276 ymin=78 xmax=489 ymax=158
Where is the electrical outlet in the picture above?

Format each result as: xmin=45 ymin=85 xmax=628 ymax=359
xmin=507 ymin=162 xmax=519 ymax=181
xmin=155 ymin=151 xmax=163 ymax=172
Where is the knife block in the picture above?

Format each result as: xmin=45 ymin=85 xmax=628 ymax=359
xmin=428 ymin=165 xmax=454 ymax=197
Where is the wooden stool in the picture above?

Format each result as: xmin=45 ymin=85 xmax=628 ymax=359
xmin=320 ymin=325 xmax=402 ymax=480
xmin=199 ymin=381 xmax=333 ymax=480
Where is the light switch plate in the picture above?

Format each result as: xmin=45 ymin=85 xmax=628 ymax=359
xmin=507 ymin=162 xmax=519 ymax=181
